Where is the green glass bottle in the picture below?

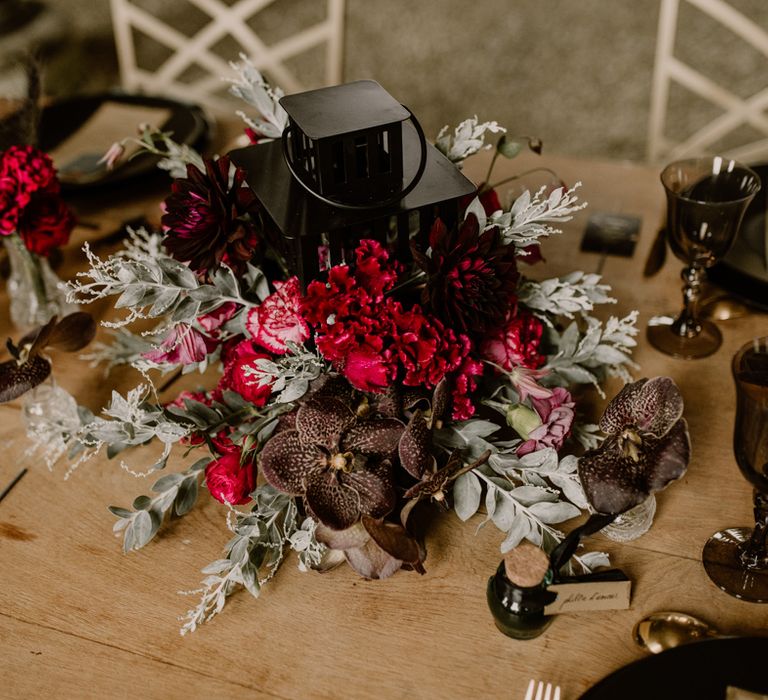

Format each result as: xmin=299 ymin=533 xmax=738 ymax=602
xmin=486 ymin=542 xmax=557 ymax=640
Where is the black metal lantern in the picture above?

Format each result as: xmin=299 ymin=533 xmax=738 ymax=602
xmin=229 ymin=80 xmax=476 ymax=287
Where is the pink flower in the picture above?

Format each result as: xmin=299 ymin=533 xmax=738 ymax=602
xmin=217 ymin=338 xmax=273 ymax=406
xmin=517 ymin=387 xmax=575 ymax=456
xmin=205 ymin=449 xmax=256 ymax=505
xmin=507 ymin=366 xmax=553 ymax=402
xmin=246 ymin=277 xmax=309 ymax=354
xmin=481 ymin=309 xmax=546 ymax=372
xmin=198 ymin=302 xmax=239 ymax=334
xmin=142 ymin=325 xmax=217 ymax=365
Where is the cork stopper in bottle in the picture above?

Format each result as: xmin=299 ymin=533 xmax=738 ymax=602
xmin=503 ymin=542 xmax=550 ymax=588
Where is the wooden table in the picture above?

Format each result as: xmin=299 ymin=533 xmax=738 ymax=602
xmin=2 ymin=140 xmax=768 ymax=700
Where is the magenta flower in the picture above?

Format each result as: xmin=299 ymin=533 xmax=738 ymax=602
xmin=205 ymin=448 xmax=256 ymax=505
xmin=197 ymin=302 xmax=239 ymax=334
xmin=142 ymin=324 xmax=217 ymax=366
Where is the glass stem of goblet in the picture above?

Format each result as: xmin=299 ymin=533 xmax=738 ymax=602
xmin=671 ymin=261 xmax=705 ymax=338
xmin=740 ymin=490 xmax=768 ymax=569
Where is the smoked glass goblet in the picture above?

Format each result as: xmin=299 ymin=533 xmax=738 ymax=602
xmin=648 ymin=158 xmax=760 ymax=359
xmin=703 ymin=337 xmax=768 ymax=602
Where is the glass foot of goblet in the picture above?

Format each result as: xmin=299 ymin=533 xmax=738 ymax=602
xmin=647 ymin=315 xmax=722 ymax=359
xmin=702 ymin=528 xmax=768 ymax=603
xmin=601 ymin=495 xmax=656 ymax=542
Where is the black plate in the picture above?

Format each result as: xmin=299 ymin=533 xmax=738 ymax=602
xmin=580 ymin=637 xmax=768 ymax=699
xmin=707 ymin=164 xmax=768 ymax=311
xmin=36 ymin=92 xmax=210 ymax=191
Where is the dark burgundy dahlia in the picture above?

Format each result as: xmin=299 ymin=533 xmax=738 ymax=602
xmin=161 ymin=155 xmax=259 ymax=275
xmin=258 ymin=395 xmax=404 ymax=530
xmin=412 ymin=214 xmax=519 ymax=335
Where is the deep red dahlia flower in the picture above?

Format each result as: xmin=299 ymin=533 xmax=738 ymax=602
xmin=161 ymin=156 xmax=259 ymax=275
xmin=412 ymin=214 xmax=519 ymax=336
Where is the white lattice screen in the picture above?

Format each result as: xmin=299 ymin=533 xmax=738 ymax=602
xmin=648 ymin=0 xmax=768 ymax=164
xmin=109 ymin=0 xmax=345 ymax=112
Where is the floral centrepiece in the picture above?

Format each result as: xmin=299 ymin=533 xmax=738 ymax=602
xmin=22 ymin=59 xmax=648 ymax=633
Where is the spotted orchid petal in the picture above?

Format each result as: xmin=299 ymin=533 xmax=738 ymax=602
xmin=304 ymin=469 xmax=361 ymax=530
xmin=296 ymin=397 xmax=355 ymax=450
xmin=341 ymin=418 xmax=404 ymax=459
xmin=258 ymin=429 xmax=325 ymax=495
xmin=342 ymin=464 xmax=396 ymax=520
xmin=599 ymin=377 xmax=684 ymax=438
xmin=579 ymin=418 xmax=690 ymax=515
xmin=398 ymin=410 xmax=434 ymax=478
xmin=0 ymin=355 xmax=51 ymax=403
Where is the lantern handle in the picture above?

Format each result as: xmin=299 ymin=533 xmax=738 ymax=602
xmin=280 ymin=104 xmax=428 ymax=211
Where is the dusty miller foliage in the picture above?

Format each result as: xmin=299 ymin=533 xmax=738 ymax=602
xmin=518 ymin=272 xmax=616 ymax=325
xmin=543 ymin=311 xmax=640 ymax=393
xmin=226 ymin=54 xmax=288 ymax=140
xmin=179 ymin=485 xmax=298 ymax=635
xmin=244 ymin=343 xmax=326 ymax=404
xmin=66 ymin=227 xmax=261 ymax=330
xmin=435 ymin=116 xmax=506 ymax=165
xmin=476 ymin=183 xmax=589 ymax=250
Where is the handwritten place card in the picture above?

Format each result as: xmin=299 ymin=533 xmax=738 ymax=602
xmin=544 ymin=579 xmax=632 ymax=615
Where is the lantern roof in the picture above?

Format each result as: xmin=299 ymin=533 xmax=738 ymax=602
xmin=230 ymin=122 xmax=475 ymax=240
xmin=279 ymin=80 xmax=410 ymax=139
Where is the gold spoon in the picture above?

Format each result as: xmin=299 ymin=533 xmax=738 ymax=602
xmin=700 ymin=295 xmax=751 ymax=321
xmin=633 ymin=611 xmax=719 ymax=653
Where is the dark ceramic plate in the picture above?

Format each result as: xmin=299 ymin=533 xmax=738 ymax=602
xmin=36 ymin=92 xmax=210 ymax=191
xmin=707 ymin=164 xmax=768 ymax=311
xmin=580 ymin=637 xmax=768 ymax=699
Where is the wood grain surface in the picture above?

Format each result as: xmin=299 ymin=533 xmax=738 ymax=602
xmin=1 ymin=137 xmax=767 ymax=700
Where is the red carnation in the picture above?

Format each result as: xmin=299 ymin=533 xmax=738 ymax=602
xmin=17 ymin=192 xmax=76 ymax=256
xmin=205 ymin=449 xmax=256 ymax=505
xmin=1 ymin=145 xmax=59 ymax=210
xmin=481 ymin=309 xmax=546 ymax=372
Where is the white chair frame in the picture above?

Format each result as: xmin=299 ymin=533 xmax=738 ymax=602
xmin=648 ymin=0 xmax=768 ymax=164
xmin=109 ymin=0 xmax=345 ymax=111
